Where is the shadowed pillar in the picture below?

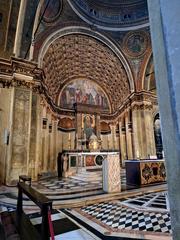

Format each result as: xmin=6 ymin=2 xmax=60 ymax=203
xmin=148 ymin=0 xmax=180 ymax=238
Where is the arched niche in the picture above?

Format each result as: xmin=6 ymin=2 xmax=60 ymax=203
xmin=38 ymin=30 xmax=134 ymax=114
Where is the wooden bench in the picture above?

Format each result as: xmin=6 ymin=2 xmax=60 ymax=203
xmin=16 ymin=177 xmax=53 ymax=240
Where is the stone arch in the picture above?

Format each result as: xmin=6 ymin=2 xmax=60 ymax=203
xmin=38 ymin=27 xmax=135 ymax=114
xmin=37 ymin=26 xmax=135 ymax=93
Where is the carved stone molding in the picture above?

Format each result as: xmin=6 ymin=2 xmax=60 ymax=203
xmin=131 ymin=102 xmax=153 ymax=111
xmin=0 ymin=57 xmax=43 ymax=92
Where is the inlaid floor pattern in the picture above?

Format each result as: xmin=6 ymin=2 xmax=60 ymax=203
xmin=120 ymin=191 xmax=169 ymax=211
xmin=38 ymin=177 xmax=102 ymax=191
xmin=81 ymin=202 xmax=171 ymax=233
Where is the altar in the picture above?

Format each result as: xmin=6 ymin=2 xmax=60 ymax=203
xmin=125 ymin=159 xmax=166 ymax=186
xmin=58 ymin=151 xmax=121 ymax=193
xmin=64 ymin=151 xmax=119 ymax=174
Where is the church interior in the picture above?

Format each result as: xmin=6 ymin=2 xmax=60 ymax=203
xmin=0 ymin=0 xmax=179 ymax=239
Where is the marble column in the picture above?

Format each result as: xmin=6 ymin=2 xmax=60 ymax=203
xmin=125 ymin=110 xmax=133 ymax=159
xmin=76 ymin=113 xmax=82 ymax=149
xmin=119 ymin=118 xmax=127 ymax=166
xmin=56 ymin=126 xmax=62 ymax=154
xmin=52 ymin=120 xmax=58 ymax=171
xmin=7 ymin=87 xmax=32 ymax=184
xmin=34 ymin=96 xmax=43 ymax=178
xmin=148 ymin=1 xmax=180 ymax=238
xmin=132 ymin=104 xmax=145 ymax=159
xmin=47 ymin=115 xmax=51 ymax=170
xmin=143 ymin=105 xmax=156 ymax=157
xmin=132 ymin=102 xmax=156 ymax=159
xmin=49 ymin=121 xmax=54 ymax=171
xmin=0 ymin=88 xmax=14 ymax=184
xmin=115 ymin=125 xmax=120 ymax=151
xmin=42 ymin=116 xmax=49 ymax=172
xmin=28 ymin=93 xmax=39 ymax=179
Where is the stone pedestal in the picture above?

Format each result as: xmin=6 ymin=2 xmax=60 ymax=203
xmin=103 ymin=154 xmax=121 ymax=193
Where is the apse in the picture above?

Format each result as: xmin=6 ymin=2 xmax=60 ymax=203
xmin=41 ymin=34 xmax=131 ymax=114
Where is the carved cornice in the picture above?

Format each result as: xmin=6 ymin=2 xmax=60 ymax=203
xmin=43 ymin=90 xmax=157 ymax=121
xmin=0 ymin=57 xmax=158 ymax=121
xmin=0 ymin=57 xmax=43 ymax=78
xmin=0 ymin=57 xmax=44 ymax=92
xmin=131 ymin=102 xmax=153 ymax=111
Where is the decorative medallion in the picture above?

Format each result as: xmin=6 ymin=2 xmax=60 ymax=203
xmin=123 ymin=31 xmax=149 ymax=58
xmin=95 ymin=155 xmax=104 ymax=166
xmin=42 ymin=0 xmax=62 ymax=23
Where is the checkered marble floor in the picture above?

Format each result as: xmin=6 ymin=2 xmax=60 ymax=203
xmin=120 ymin=191 xmax=169 ymax=212
xmin=34 ymin=178 xmax=102 ymax=192
xmin=81 ymin=201 xmax=171 ymax=234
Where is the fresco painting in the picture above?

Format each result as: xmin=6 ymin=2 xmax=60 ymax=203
xmin=60 ymin=80 xmax=110 ymax=111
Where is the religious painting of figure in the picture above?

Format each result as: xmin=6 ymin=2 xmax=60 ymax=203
xmin=128 ymin=34 xmax=144 ymax=53
xmin=82 ymin=114 xmax=95 ymax=140
xmin=124 ymin=32 xmax=148 ymax=57
xmin=59 ymin=79 xmax=110 ymax=112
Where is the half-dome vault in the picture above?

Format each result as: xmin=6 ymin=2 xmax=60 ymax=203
xmin=41 ymin=34 xmax=132 ymax=114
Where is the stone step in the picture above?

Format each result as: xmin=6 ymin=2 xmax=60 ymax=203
xmin=70 ymin=171 xmax=102 ymax=182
